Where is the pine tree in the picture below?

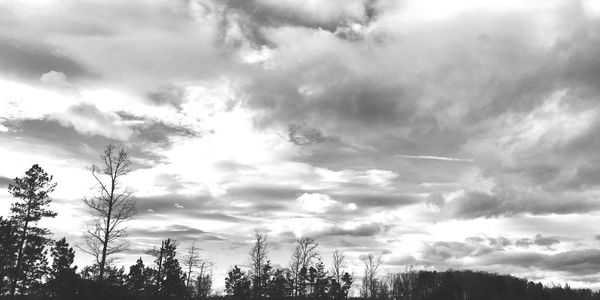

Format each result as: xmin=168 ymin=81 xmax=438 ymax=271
xmin=7 ymin=164 xmax=57 ymax=297
xmin=266 ymin=268 xmax=292 ymax=299
xmin=225 ymin=266 xmax=251 ymax=300
xmin=148 ymin=238 xmax=185 ymax=298
xmin=0 ymin=217 xmax=17 ymax=295
xmin=47 ymin=237 xmax=79 ymax=299
xmin=127 ymin=258 xmax=149 ymax=296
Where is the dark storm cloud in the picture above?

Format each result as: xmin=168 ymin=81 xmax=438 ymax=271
xmin=288 ymin=124 xmax=327 ymax=145
xmin=3 ymin=113 xmax=194 ymax=170
xmin=443 ymin=190 xmax=600 ymax=219
xmin=314 ymin=222 xmax=390 ymax=239
xmin=484 ymin=249 xmax=600 ymax=276
xmin=513 ymin=234 xmax=560 ymax=249
xmin=421 ymin=241 xmax=496 ymax=262
xmin=216 ymin=0 xmax=374 ymax=31
xmin=0 ymin=39 xmax=96 ymax=81
xmin=129 ymin=224 xmax=226 ymax=242
xmin=4 ymin=118 xmax=119 ymax=162
xmin=226 ymin=184 xmax=299 ymax=200
xmin=533 ymin=234 xmax=560 ymax=248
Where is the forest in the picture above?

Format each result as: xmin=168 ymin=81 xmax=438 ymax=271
xmin=1 ymin=145 xmax=600 ymax=300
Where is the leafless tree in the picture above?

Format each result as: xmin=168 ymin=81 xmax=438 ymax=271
xmin=249 ymin=231 xmax=268 ymax=297
xmin=290 ymin=237 xmax=320 ymax=298
xmin=330 ymin=249 xmax=347 ymax=283
xmin=183 ymin=241 xmax=201 ymax=291
xmin=360 ymin=254 xmax=383 ymax=299
xmin=81 ymin=145 xmax=136 ymax=283
xmin=196 ymin=260 xmax=213 ymax=298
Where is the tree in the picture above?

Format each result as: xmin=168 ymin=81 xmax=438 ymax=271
xmin=249 ymin=231 xmax=268 ymax=298
xmin=290 ymin=237 xmax=320 ymax=298
xmin=330 ymin=250 xmax=347 ymax=284
xmin=127 ymin=257 xmax=151 ymax=297
xmin=225 ymin=266 xmax=251 ymax=300
xmin=147 ymin=238 xmax=185 ymax=298
xmin=196 ymin=263 xmax=213 ymax=299
xmin=266 ymin=268 xmax=292 ymax=299
xmin=0 ymin=217 xmax=18 ymax=295
xmin=82 ymin=145 xmax=136 ymax=284
xmin=182 ymin=241 xmax=200 ymax=296
xmin=7 ymin=164 xmax=57 ymax=297
xmin=46 ymin=238 xmax=80 ymax=299
xmin=360 ymin=254 xmax=382 ymax=299
xmin=161 ymin=241 xmax=185 ymax=298
xmin=309 ymin=260 xmax=330 ymax=298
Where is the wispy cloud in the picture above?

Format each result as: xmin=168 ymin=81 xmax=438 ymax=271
xmin=397 ymin=154 xmax=475 ymax=162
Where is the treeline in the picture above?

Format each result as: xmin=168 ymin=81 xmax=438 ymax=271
xmin=359 ymin=268 xmax=600 ymax=300
xmin=1 ymin=145 xmax=600 ymax=300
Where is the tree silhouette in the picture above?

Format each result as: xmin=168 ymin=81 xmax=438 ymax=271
xmin=196 ymin=264 xmax=213 ymax=299
xmin=127 ymin=257 xmax=152 ymax=297
xmin=360 ymin=254 xmax=382 ymax=299
xmin=225 ymin=266 xmax=251 ymax=300
xmin=160 ymin=240 xmax=185 ymax=298
xmin=290 ymin=237 xmax=320 ymax=298
xmin=46 ymin=237 xmax=80 ymax=299
xmin=0 ymin=217 xmax=18 ymax=295
xmin=7 ymin=164 xmax=57 ymax=297
xmin=82 ymin=145 xmax=136 ymax=284
xmin=249 ymin=231 xmax=268 ymax=299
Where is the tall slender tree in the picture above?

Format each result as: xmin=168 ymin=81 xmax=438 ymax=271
xmin=182 ymin=241 xmax=200 ymax=294
xmin=290 ymin=237 xmax=320 ymax=298
xmin=249 ymin=231 xmax=268 ymax=298
xmin=360 ymin=254 xmax=382 ymax=299
xmin=82 ymin=145 xmax=136 ymax=284
xmin=330 ymin=250 xmax=347 ymax=284
xmin=7 ymin=164 xmax=56 ymax=297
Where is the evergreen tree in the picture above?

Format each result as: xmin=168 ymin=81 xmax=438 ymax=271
xmin=266 ymin=268 xmax=292 ymax=299
xmin=46 ymin=237 xmax=79 ymax=299
xmin=127 ymin=257 xmax=150 ymax=297
xmin=225 ymin=266 xmax=251 ymax=300
xmin=149 ymin=238 xmax=185 ymax=298
xmin=0 ymin=217 xmax=17 ymax=295
xmin=7 ymin=164 xmax=57 ymax=296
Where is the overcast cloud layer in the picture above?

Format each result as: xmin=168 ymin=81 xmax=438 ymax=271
xmin=2 ymin=0 xmax=600 ymax=291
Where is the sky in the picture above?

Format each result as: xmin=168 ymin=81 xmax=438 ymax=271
xmin=2 ymin=0 xmax=600 ymax=292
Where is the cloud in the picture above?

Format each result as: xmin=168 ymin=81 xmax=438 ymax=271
xmin=297 ymin=192 xmax=356 ymax=214
xmin=0 ymin=175 xmax=12 ymax=188
xmin=128 ymin=224 xmax=226 ymax=242
xmin=442 ymin=189 xmax=600 ymax=219
xmin=51 ymin=103 xmax=133 ymax=141
xmin=0 ymin=39 xmax=96 ymax=82
xmin=313 ymin=222 xmax=389 ymax=238
xmin=484 ymin=249 xmax=600 ymax=276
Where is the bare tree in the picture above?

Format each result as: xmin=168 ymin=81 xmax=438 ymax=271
xmin=183 ymin=241 xmax=201 ymax=291
xmin=81 ymin=145 xmax=136 ymax=283
xmin=330 ymin=250 xmax=347 ymax=283
xmin=249 ymin=231 xmax=268 ymax=297
xmin=360 ymin=254 xmax=383 ymax=299
xmin=290 ymin=237 xmax=320 ymax=298
xmin=196 ymin=260 xmax=213 ymax=298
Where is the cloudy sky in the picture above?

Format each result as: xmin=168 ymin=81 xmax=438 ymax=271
xmin=2 ymin=0 xmax=600 ymax=291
